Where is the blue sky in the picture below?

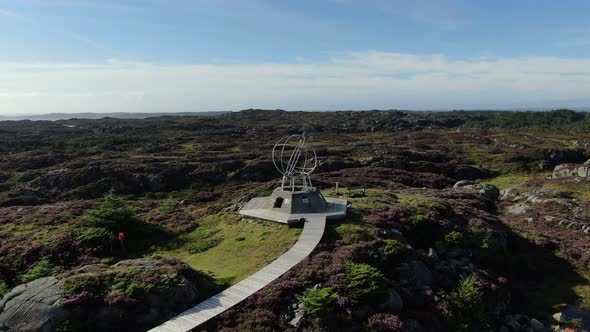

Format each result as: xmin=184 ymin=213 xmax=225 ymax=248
xmin=1 ymin=0 xmax=590 ymax=114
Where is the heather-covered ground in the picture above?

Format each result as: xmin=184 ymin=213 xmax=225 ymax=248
xmin=0 ymin=109 xmax=589 ymax=331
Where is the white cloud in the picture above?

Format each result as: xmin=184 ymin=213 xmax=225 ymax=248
xmin=1 ymin=51 xmax=590 ymax=115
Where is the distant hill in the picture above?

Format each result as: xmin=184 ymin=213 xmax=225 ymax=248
xmin=0 ymin=111 xmax=229 ymax=121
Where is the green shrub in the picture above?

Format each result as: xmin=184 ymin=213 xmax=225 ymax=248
xmin=442 ymin=274 xmax=487 ymax=331
xmin=408 ymin=209 xmax=429 ymax=225
xmin=335 ymin=223 xmax=374 ymax=243
xmin=74 ymin=227 xmax=111 ymax=246
xmin=378 ymin=239 xmax=405 ymax=263
xmin=21 ymin=259 xmax=58 ymax=283
xmin=81 ymin=193 xmax=142 ymax=233
xmin=0 ymin=280 xmax=9 ymax=298
xmin=296 ymin=287 xmax=337 ymax=316
xmin=99 ymin=257 xmax=116 ymax=265
xmin=444 ymin=231 xmax=464 ymax=246
xmin=343 ymin=262 xmax=385 ymax=303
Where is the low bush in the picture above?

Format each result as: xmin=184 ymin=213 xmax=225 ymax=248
xmin=377 ymin=239 xmax=405 ymax=264
xmin=342 ymin=262 xmax=385 ymax=303
xmin=424 ymin=201 xmax=452 ymax=216
xmin=296 ymin=287 xmax=337 ymax=316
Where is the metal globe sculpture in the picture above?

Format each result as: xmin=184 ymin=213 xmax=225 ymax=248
xmin=272 ymin=133 xmax=317 ymax=191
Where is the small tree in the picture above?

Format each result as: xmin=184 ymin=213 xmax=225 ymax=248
xmin=343 ymin=262 xmax=385 ymax=303
xmin=442 ymin=274 xmax=487 ymax=331
xmin=81 ymin=193 xmax=142 ymax=234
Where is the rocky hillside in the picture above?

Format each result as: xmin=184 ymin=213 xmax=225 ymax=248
xmin=0 ymin=109 xmax=589 ymax=331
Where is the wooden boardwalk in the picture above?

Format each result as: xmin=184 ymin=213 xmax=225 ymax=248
xmin=149 ymin=216 xmax=327 ymax=332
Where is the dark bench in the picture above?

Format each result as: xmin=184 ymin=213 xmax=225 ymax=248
xmin=347 ymin=186 xmax=366 ymax=197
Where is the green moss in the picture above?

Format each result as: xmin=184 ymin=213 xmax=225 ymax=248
xmin=20 ymin=259 xmax=58 ymax=283
xmin=99 ymin=257 xmax=116 ymax=265
xmin=0 ymin=280 xmax=9 ymax=298
xmin=125 ymin=281 xmax=154 ymax=300
xmin=296 ymin=287 xmax=337 ymax=316
xmin=62 ymin=274 xmax=106 ymax=300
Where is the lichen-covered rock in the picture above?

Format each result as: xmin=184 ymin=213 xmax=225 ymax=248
xmin=552 ymin=161 xmax=590 ymax=179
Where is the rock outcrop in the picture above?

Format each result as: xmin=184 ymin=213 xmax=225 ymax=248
xmin=552 ymin=159 xmax=590 ymax=179
xmin=453 ymin=180 xmax=500 ymax=201
xmin=0 ymin=277 xmax=65 ymax=332
xmin=0 ymin=255 xmax=214 ymax=332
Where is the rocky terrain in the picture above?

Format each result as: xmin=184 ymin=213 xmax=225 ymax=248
xmin=0 ymin=109 xmax=589 ymax=331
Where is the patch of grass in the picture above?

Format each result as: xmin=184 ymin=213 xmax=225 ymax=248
xmin=335 ymin=223 xmax=374 ymax=243
xmin=573 ymin=272 xmax=590 ymax=311
xmin=151 ymin=213 xmax=301 ymax=285
xmin=544 ymin=180 xmax=590 ymax=202
xmin=484 ymin=173 xmax=548 ymax=190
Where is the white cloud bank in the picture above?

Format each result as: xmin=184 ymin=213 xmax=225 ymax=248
xmin=2 ymin=51 xmax=590 ymax=115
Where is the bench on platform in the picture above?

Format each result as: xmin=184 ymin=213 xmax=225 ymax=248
xmin=347 ymin=186 xmax=366 ymax=197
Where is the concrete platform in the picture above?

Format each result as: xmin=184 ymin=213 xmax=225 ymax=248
xmin=239 ymin=195 xmax=347 ymax=223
